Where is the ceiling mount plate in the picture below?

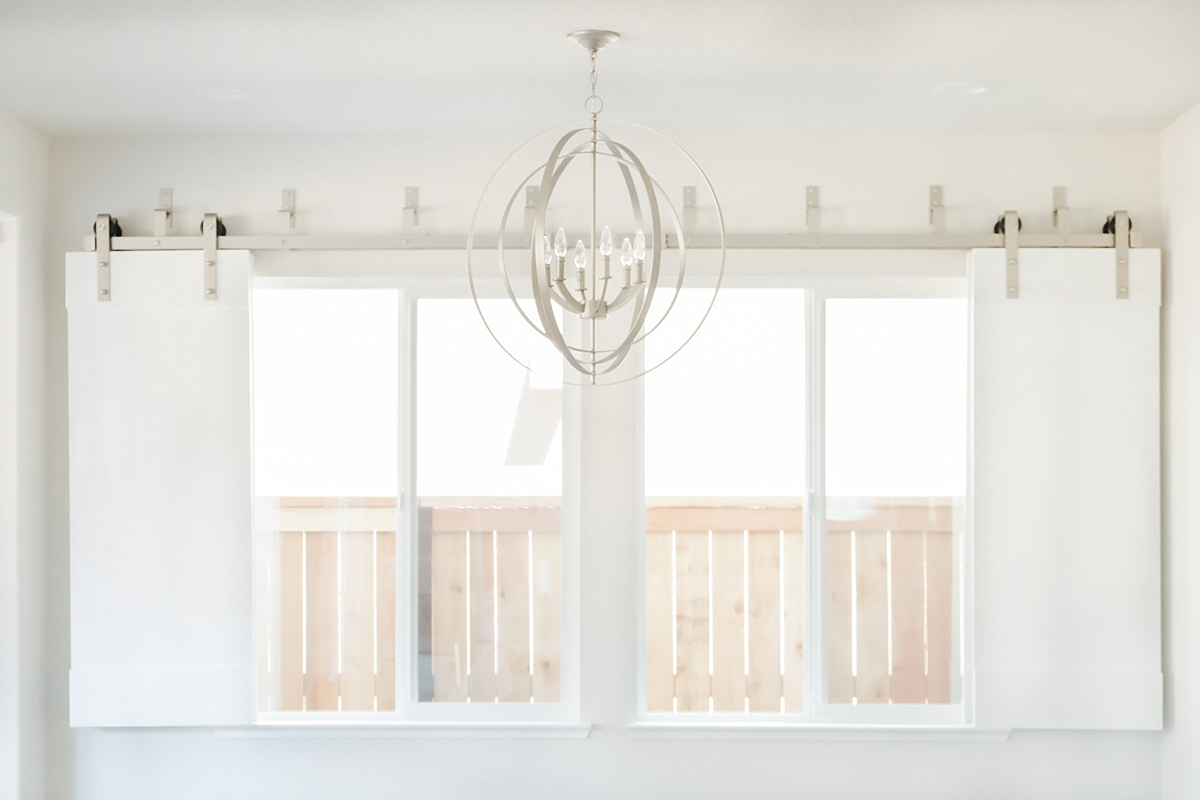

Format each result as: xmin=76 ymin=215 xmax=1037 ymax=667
xmin=567 ymin=30 xmax=620 ymax=53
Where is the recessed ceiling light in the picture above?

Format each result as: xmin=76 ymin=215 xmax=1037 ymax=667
xmin=935 ymin=81 xmax=999 ymax=96
xmin=197 ymin=88 xmax=256 ymax=102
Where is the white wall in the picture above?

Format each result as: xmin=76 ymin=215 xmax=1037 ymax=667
xmin=1159 ymin=101 xmax=1200 ymax=800
xmin=0 ymin=111 xmax=49 ymax=800
xmin=45 ymin=131 xmax=1164 ymax=800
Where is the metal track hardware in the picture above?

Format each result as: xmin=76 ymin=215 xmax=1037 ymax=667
xmin=1053 ymin=186 xmax=1070 ymax=233
xmin=1004 ymin=210 xmax=1020 ymax=298
xmin=278 ymin=189 xmax=296 ymax=235
xmin=1114 ymin=210 xmax=1130 ymax=299
xmin=524 ymin=185 xmax=538 ymax=235
xmin=806 ymin=186 xmax=821 ymax=232
xmin=929 ymin=185 xmax=945 ymax=233
xmin=683 ymin=185 xmax=697 ymax=233
xmin=403 ymin=186 xmax=419 ymax=232
xmin=202 ymin=213 xmax=219 ymax=300
xmin=95 ymin=214 xmax=112 ymax=301
xmin=153 ymin=188 xmax=173 ymax=237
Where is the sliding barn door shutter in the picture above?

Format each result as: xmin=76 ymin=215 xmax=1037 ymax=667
xmin=971 ymin=247 xmax=1162 ymax=730
xmin=66 ymin=250 xmax=254 ymax=727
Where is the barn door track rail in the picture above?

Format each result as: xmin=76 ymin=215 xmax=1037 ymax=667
xmin=86 ymin=186 xmax=1139 ymax=302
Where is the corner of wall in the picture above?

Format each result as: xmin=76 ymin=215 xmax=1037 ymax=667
xmin=0 ymin=109 xmax=51 ymax=800
xmin=1159 ymin=97 xmax=1200 ymax=800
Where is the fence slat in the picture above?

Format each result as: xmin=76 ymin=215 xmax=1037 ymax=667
xmin=782 ymin=530 xmax=804 ymax=713
xmin=646 ymin=530 xmax=675 ymax=712
xmin=468 ymin=530 xmax=497 ymax=702
xmin=531 ymin=531 xmax=561 ymax=702
xmin=674 ymin=531 xmax=711 ymax=711
xmin=496 ymin=531 xmax=532 ymax=702
xmin=376 ymin=530 xmax=396 ymax=711
xmin=279 ymin=531 xmax=304 ymax=711
xmin=826 ymin=530 xmax=854 ymax=703
xmin=340 ymin=531 xmax=376 ymax=710
xmin=890 ymin=530 xmax=927 ymax=703
xmin=926 ymin=530 xmax=953 ymax=703
xmin=747 ymin=530 xmax=782 ymax=711
xmin=855 ymin=531 xmax=890 ymax=703
xmin=304 ymin=531 xmax=340 ymax=710
xmin=431 ymin=530 xmax=468 ymax=701
xmin=710 ymin=531 xmax=746 ymax=711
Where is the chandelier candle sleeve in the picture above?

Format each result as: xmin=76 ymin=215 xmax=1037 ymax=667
xmin=600 ymin=226 xmax=613 ymax=281
xmin=574 ymin=240 xmax=587 ymax=293
xmin=621 ymin=238 xmax=634 ymax=288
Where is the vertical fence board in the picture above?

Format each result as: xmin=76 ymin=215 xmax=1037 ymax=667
xmin=926 ymin=530 xmax=954 ymax=703
xmin=710 ymin=531 xmax=746 ymax=711
xmin=826 ymin=530 xmax=854 ymax=703
xmin=855 ymin=531 xmax=890 ymax=703
xmin=747 ymin=530 xmax=783 ymax=711
xmin=279 ymin=531 xmax=304 ymax=711
xmin=531 ymin=531 xmax=561 ymax=703
xmin=468 ymin=531 xmax=497 ymax=702
xmin=496 ymin=531 xmax=532 ymax=702
xmin=340 ymin=531 xmax=376 ymax=710
xmin=674 ymin=531 xmax=711 ymax=711
xmin=890 ymin=530 xmax=927 ymax=703
xmin=304 ymin=531 xmax=340 ymax=710
xmin=431 ymin=530 xmax=468 ymax=701
xmin=646 ymin=530 xmax=675 ymax=712
xmin=782 ymin=530 xmax=805 ymax=713
xmin=376 ymin=530 xmax=396 ymax=711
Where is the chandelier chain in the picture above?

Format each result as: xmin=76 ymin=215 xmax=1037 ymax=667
xmin=585 ymin=50 xmax=602 ymax=117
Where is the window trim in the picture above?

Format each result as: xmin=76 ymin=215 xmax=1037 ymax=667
xmin=636 ymin=269 xmax=973 ymax=728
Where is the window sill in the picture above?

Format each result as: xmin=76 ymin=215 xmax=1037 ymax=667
xmin=626 ymin=722 xmax=1010 ymax=742
xmin=215 ymin=721 xmax=592 ymax=739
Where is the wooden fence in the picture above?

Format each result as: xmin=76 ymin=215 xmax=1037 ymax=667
xmin=645 ymin=498 xmax=957 ymax=712
xmin=262 ymin=498 xmax=561 ymax=711
xmin=425 ymin=506 xmax=562 ymax=703
xmin=268 ymin=497 xmax=397 ymax=711
xmin=264 ymin=497 xmax=955 ymax=713
xmin=826 ymin=500 xmax=956 ymax=705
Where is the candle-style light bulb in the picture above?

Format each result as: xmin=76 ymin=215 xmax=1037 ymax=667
xmin=599 ymin=226 xmax=613 ymax=280
xmin=620 ymin=237 xmax=634 ymax=288
xmin=574 ymin=239 xmax=587 ymax=292
xmin=553 ymin=228 xmax=567 ymax=281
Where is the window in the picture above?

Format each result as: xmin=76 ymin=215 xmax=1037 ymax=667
xmin=643 ymin=284 xmax=967 ymax=723
xmin=253 ymin=287 xmax=571 ymax=721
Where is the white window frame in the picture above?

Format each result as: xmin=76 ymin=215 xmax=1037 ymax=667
xmin=250 ymin=269 xmax=582 ymax=729
xmin=635 ymin=267 xmax=973 ymax=731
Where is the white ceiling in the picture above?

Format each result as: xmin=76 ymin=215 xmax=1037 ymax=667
xmin=2 ymin=0 xmax=1199 ymax=136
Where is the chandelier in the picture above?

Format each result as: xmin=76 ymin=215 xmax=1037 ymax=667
xmin=467 ymin=30 xmax=725 ymax=385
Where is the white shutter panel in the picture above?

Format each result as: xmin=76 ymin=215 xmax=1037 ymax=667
xmin=67 ymin=250 xmax=253 ymax=727
xmin=971 ymin=247 xmax=1161 ymax=730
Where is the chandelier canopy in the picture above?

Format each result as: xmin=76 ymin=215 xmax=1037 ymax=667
xmin=467 ymin=30 xmax=725 ymax=385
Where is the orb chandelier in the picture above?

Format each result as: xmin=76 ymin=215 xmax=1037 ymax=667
xmin=467 ymin=30 xmax=725 ymax=385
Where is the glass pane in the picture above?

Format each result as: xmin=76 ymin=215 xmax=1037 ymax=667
xmin=253 ymin=289 xmax=400 ymax=713
xmin=824 ymin=298 xmax=967 ymax=706
xmin=416 ymin=299 xmax=562 ymax=703
xmin=644 ymin=289 xmax=806 ymax=713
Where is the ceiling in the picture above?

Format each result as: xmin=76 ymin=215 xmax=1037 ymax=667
xmin=2 ymin=0 xmax=1199 ymax=136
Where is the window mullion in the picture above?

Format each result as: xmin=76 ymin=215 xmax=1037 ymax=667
xmin=805 ymin=288 xmax=827 ymax=718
